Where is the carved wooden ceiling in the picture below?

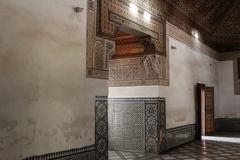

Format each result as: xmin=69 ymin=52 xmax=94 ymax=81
xmin=163 ymin=0 xmax=240 ymax=52
xmin=211 ymin=0 xmax=240 ymax=51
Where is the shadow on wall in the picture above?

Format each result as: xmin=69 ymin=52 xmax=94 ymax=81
xmin=215 ymin=118 xmax=240 ymax=132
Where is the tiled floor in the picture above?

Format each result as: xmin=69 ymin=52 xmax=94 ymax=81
xmin=109 ymin=140 xmax=240 ymax=160
xmin=108 ymin=150 xmax=156 ymax=160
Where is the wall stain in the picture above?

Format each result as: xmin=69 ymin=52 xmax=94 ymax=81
xmin=61 ymin=116 xmax=93 ymax=142
xmin=0 ymin=139 xmax=3 ymax=152
xmin=8 ymin=118 xmax=37 ymax=147
xmin=26 ymin=118 xmax=37 ymax=146
xmin=51 ymin=129 xmax=58 ymax=135
xmin=0 ymin=146 xmax=3 ymax=152
xmin=0 ymin=118 xmax=18 ymax=132
xmin=0 ymin=1 xmax=96 ymax=159
xmin=10 ymin=137 xmax=29 ymax=147
xmin=173 ymin=110 xmax=187 ymax=123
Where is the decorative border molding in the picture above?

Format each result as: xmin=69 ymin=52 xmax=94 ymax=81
xmin=108 ymin=97 xmax=165 ymax=101
xmin=219 ymin=51 xmax=240 ymax=61
xmin=166 ymin=22 xmax=219 ymax=61
xmin=109 ymin=55 xmax=169 ymax=87
xmin=95 ymin=96 xmax=108 ymax=160
xmin=97 ymin=0 xmax=166 ymax=54
xmin=87 ymin=0 xmax=112 ymax=79
xmin=158 ymin=100 xmax=167 ymax=152
xmin=145 ymin=99 xmax=167 ymax=153
xmin=166 ymin=124 xmax=196 ymax=150
xmin=23 ymin=145 xmax=95 ymax=160
xmin=145 ymin=102 xmax=159 ymax=153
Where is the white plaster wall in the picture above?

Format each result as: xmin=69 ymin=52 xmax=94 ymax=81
xmin=0 ymin=0 xmax=107 ymax=159
xmin=217 ymin=61 xmax=240 ymax=118
xmin=109 ymin=37 xmax=218 ymax=129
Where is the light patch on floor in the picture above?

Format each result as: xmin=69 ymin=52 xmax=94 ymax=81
xmin=202 ymin=136 xmax=240 ymax=143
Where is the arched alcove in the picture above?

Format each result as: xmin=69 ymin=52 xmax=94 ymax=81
xmin=86 ymin=0 xmax=169 ymax=85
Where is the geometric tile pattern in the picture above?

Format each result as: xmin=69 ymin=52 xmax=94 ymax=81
xmin=110 ymin=141 xmax=240 ymax=160
xmin=86 ymin=0 xmax=115 ymax=79
xmin=108 ymin=55 xmax=169 ymax=87
xmin=147 ymin=98 xmax=166 ymax=154
xmin=108 ymin=98 xmax=166 ymax=154
xmin=108 ymin=101 xmax=145 ymax=153
xmin=145 ymin=103 xmax=159 ymax=153
xmin=95 ymin=96 xmax=108 ymax=160
xmin=158 ymin=100 xmax=167 ymax=153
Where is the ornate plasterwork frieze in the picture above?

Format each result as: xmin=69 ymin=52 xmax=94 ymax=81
xmin=108 ymin=54 xmax=169 ymax=87
xmin=87 ymin=0 xmax=115 ymax=79
xmin=166 ymin=22 xmax=220 ymax=60
xmin=97 ymin=0 xmax=166 ymax=54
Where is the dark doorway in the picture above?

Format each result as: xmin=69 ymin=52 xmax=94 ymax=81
xmin=196 ymin=84 xmax=215 ymax=139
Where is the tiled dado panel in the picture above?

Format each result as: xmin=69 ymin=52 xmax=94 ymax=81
xmin=109 ymin=55 xmax=169 ymax=87
xmin=108 ymin=98 xmax=166 ymax=154
xmin=23 ymin=145 xmax=95 ymax=160
xmin=166 ymin=124 xmax=196 ymax=150
xmin=95 ymin=96 xmax=108 ymax=160
xmin=108 ymin=100 xmax=145 ymax=152
xmin=86 ymin=0 xmax=168 ymax=82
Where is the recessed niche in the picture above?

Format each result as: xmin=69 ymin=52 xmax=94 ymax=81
xmin=113 ymin=26 xmax=155 ymax=59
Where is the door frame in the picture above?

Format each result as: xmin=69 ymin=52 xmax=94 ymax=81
xmin=196 ymin=83 xmax=206 ymax=139
xmin=205 ymin=86 xmax=215 ymax=135
xmin=196 ymin=83 xmax=215 ymax=139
